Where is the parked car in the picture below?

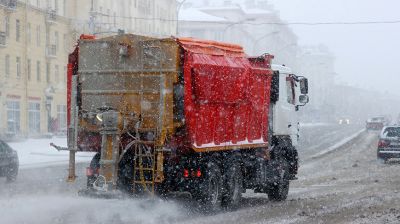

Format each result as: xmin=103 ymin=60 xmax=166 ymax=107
xmin=0 ymin=139 xmax=19 ymax=181
xmin=366 ymin=116 xmax=388 ymax=131
xmin=377 ymin=126 xmax=400 ymax=162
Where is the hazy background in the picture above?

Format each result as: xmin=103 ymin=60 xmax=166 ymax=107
xmin=268 ymin=0 xmax=400 ymax=96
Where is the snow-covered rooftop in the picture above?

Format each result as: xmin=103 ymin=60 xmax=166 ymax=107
xmin=243 ymin=8 xmax=273 ymax=15
xmin=179 ymin=8 xmax=227 ymax=22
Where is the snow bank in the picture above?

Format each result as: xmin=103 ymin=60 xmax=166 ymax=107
xmin=0 ymin=195 xmax=184 ymax=224
xmin=8 ymin=138 xmax=95 ymax=169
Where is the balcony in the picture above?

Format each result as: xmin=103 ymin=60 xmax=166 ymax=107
xmin=0 ymin=32 xmax=6 ymax=48
xmin=46 ymin=45 xmax=57 ymax=58
xmin=46 ymin=9 xmax=57 ymax=24
xmin=0 ymin=0 xmax=17 ymax=12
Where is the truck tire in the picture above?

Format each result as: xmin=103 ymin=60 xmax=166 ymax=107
xmin=267 ymin=159 xmax=289 ymax=201
xmin=87 ymin=153 xmax=100 ymax=188
xmin=117 ymin=151 xmax=135 ymax=193
xmin=222 ymin=162 xmax=243 ymax=208
xmin=195 ymin=161 xmax=223 ymax=212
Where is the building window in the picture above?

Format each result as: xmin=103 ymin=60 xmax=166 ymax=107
xmin=63 ymin=66 xmax=67 ymax=83
xmin=28 ymin=102 xmax=41 ymax=134
xmin=63 ymin=34 xmax=67 ymax=51
xmin=63 ymin=0 xmax=66 ymax=16
xmin=55 ymin=65 xmax=59 ymax=83
xmin=16 ymin=19 xmax=20 ymax=42
xmin=7 ymin=101 xmax=21 ymax=135
xmin=113 ymin=12 xmax=116 ymax=27
xmin=4 ymin=16 xmax=10 ymax=37
xmin=54 ymin=31 xmax=59 ymax=51
xmin=46 ymin=62 xmax=51 ymax=83
xmin=36 ymin=25 xmax=41 ymax=47
xmin=57 ymin=105 xmax=67 ymax=133
xmin=5 ymin=55 xmax=10 ymax=77
xmin=54 ymin=0 xmax=59 ymax=13
xmin=27 ymin=59 xmax=31 ymax=80
xmin=36 ymin=61 xmax=41 ymax=81
xmin=16 ymin=57 xmax=21 ymax=78
xmin=27 ymin=23 xmax=31 ymax=44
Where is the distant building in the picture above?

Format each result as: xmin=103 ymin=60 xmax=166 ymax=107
xmin=178 ymin=0 xmax=298 ymax=68
xmin=295 ymin=45 xmax=337 ymax=122
xmin=66 ymin=0 xmax=177 ymax=37
xmin=0 ymin=0 xmax=177 ymax=139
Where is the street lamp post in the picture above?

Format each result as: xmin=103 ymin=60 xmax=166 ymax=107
xmin=252 ymin=31 xmax=279 ymax=55
xmin=176 ymin=0 xmax=187 ymax=36
xmin=223 ymin=18 xmax=255 ymax=41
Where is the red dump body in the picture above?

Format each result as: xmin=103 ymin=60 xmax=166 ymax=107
xmin=68 ymin=36 xmax=274 ymax=153
xmin=178 ymin=38 xmax=273 ymax=152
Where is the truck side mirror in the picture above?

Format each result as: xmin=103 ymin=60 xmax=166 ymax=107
xmin=270 ymin=71 xmax=279 ymax=103
xmin=299 ymin=94 xmax=309 ymax=104
xmin=300 ymin=78 xmax=308 ymax=94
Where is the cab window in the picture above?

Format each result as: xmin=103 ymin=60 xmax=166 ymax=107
xmin=286 ymin=77 xmax=295 ymax=105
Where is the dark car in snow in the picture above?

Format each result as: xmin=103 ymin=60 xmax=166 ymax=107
xmin=377 ymin=126 xmax=400 ymax=162
xmin=0 ymin=139 xmax=19 ymax=181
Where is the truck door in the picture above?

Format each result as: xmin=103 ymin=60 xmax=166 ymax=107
xmin=272 ymin=74 xmax=299 ymax=146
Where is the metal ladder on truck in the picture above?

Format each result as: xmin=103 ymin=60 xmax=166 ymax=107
xmin=133 ymin=45 xmax=165 ymax=195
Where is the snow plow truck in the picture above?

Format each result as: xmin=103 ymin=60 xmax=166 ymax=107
xmin=60 ymin=33 xmax=309 ymax=210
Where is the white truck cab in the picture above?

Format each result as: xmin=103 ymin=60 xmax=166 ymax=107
xmin=270 ymin=64 xmax=309 ymax=147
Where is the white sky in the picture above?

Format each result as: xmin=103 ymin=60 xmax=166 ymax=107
xmin=267 ymin=0 xmax=400 ymax=96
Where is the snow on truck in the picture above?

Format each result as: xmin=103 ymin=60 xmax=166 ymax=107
xmin=56 ymin=34 xmax=309 ymax=209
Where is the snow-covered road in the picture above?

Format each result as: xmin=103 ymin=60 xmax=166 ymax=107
xmin=2 ymin=124 xmax=398 ymax=224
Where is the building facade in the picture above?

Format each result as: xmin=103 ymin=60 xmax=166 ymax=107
xmin=67 ymin=0 xmax=177 ymax=37
xmin=0 ymin=0 xmax=71 ymax=139
xmin=0 ymin=0 xmax=177 ymax=139
xmin=178 ymin=0 xmax=298 ymax=68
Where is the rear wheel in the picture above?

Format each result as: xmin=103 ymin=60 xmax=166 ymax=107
xmin=194 ymin=161 xmax=223 ymax=212
xmin=117 ymin=151 xmax=135 ymax=193
xmin=87 ymin=153 xmax=100 ymax=188
xmin=267 ymin=159 xmax=290 ymax=201
xmin=222 ymin=162 xmax=243 ymax=208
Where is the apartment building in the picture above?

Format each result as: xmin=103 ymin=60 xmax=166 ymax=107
xmin=0 ymin=0 xmax=71 ymax=139
xmin=67 ymin=0 xmax=177 ymax=37
xmin=0 ymin=0 xmax=177 ymax=139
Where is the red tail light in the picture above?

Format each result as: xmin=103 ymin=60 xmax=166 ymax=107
xmin=378 ymin=140 xmax=389 ymax=148
xmin=183 ymin=169 xmax=189 ymax=178
xmin=196 ymin=169 xmax=202 ymax=177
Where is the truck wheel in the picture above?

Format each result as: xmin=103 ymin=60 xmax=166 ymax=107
xmin=222 ymin=162 xmax=243 ymax=208
xmin=267 ymin=159 xmax=289 ymax=201
xmin=6 ymin=165 xmax=18 ymax=182
xmin=117 ymin=151 xmax=135 ymax=193
xmin=195 ymin=161 xmax=223 ymax=212
xmin=87 ymin=153 xmax=100 ymax=188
